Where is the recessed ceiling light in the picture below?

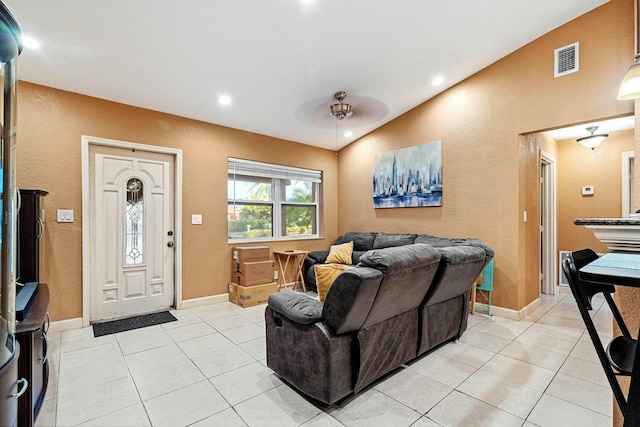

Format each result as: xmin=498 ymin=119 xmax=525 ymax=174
xmin=218 ymin=95 xmax=232 ymax=106
xmin=22 ymin=36 xmax=40 ymax=49
xmin=431 ymin=76 xmax=445 ymax=86
xmin=343 ymin=131 xmax=354 ymax=138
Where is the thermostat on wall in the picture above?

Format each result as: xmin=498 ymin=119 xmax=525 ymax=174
xmin=582 ymin=186 xmax=594 ymax=196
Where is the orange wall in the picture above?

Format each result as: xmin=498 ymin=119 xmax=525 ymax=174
xmin=557 ymin=129 xmax=634 ymax=254
xmin=17 ymin=84 xmax=340 ymax=321
xmin=15 ymin=0 xmax=636 ymax=320
xmin=520 ymin=133 xmax=542 ymax=306
xmin=338 ymin=0 xmax=634 ymax=311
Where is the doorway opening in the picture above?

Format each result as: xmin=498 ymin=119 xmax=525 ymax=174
xmin=536 ymin=115 xmax=634 ymax=298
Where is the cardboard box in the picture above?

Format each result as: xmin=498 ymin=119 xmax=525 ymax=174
xmin=228 ymin=282 xmax=278 ymax=308
xmin=232 ymin=246 xmax=270 ymax=264
xmin=233 ymin=260 xmax=275 ymax=286
xmin=231 ymin=246 xmax=271 ymax=280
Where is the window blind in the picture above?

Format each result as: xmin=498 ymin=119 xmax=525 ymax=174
xmin=228 ymin=157 xmax=322 ymax=183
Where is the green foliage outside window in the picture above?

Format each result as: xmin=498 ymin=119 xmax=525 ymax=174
xmin=228 ymin=174 xmax=318 ymax=239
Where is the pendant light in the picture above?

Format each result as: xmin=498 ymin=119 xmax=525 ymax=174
xmin=577 ymin=126 xmax=608 ymax=149
xmin=618 ymin=0 xmax=640 ymax=100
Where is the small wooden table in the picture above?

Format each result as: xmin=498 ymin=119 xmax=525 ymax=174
xmin=470 ymin=279 xmax=478 ymax=314
xmin=273 ymin=250 xmax=310 ymax=292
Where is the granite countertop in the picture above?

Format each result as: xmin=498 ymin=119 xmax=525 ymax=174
xmin=574 ymin=218 xmax=640 ymax=226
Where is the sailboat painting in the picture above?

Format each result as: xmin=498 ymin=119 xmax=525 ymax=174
xmin=372 ymin=141 xmax=442 ymax=208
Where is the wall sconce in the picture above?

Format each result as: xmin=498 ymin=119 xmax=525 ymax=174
xmin=577 ymin=126 xmax=608 ymax=149
xmin=618 ymin=0 xmax=640 ymax=99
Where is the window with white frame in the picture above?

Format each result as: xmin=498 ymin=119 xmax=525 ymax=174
xmin=227 ymin=158 xmax=322 ymax=241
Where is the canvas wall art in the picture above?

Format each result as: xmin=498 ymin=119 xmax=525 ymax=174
xmin=372 ymin=141 xmax=442 ymax=208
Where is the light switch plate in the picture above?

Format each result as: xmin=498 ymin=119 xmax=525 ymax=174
xmin=582 ymin=186 xmax=594 ymax=196
xmin=192 ymin=214 xmax=203 ymax=225
xmin=57 ymin=209 xmax=74 ymax=223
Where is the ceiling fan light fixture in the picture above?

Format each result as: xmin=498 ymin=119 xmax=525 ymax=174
xmin=576 ymin=126 xmax=608 ymax=149
xmin=330 ymin=91 xmax=353 ymax=120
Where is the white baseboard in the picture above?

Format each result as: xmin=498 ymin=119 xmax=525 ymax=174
xmin=180 ymin=293 xmax=229 ymax=309
xmin=52 ymin=294 xmax=230 ymax=334
xmin=474 ymin=297 xmax=541 ymax=321
xmin=49 ymin=317 xmax=84 ymax=334
xmin=518 ymin=297 xmax=542 ymax=319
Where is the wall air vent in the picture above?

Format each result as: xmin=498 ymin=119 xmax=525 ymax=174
xmin=554 ymin=42 xmax=579 ymax=78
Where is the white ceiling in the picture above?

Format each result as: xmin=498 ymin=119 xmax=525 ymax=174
xmin=547 ymin=116 xmax=635 ymax=141
xmin=5 ymin=0 xmax=610 ymax=150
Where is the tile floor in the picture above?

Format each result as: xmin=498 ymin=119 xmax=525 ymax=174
xmin=36 ymin=291 xmax=616 ymax=427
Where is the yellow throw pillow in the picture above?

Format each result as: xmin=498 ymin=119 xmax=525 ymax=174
xmin=325 ymin=241 xmax=354 ymax=264
xmin=315 ymin=263 xmax=353 ymax=302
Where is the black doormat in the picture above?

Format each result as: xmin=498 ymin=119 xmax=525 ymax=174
xmin=92 ymin=311 xmax=177 ymax=337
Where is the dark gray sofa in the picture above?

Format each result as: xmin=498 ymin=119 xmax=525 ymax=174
xmin=265 ymin=232 xmax=494 ymax=404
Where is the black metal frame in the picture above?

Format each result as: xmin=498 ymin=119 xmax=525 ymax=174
xmin=562 ymin=249 xmax=634 ymax=416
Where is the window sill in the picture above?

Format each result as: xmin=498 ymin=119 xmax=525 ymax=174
xmin=228 ymin=235 xmax=324 ymax=245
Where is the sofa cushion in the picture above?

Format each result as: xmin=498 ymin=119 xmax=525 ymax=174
xmin=415 ymin=234 xmax=495 ymax=259
xmin=437 ymin=245 xmax=486 ymax=265
xmin=307 ymin=250 xmax=329 ymax=264
xmin=358 ymin=243 xmax=439 ymax=275
xmin=372 ymin=232 xmax=417 ymax=249
xmin=315 ymin=263 xmax=353 ymax=302
xmin=414 ymin=234 xmax=467 ymax=247
xmin=335 ymin=232 xmax=377 ymax=251
xmin=322 ymin=266 xmax=383 ymax=335
xmin=325 ymin=241 xmax=354 ymax=264
xmin=351 ymin=250 xmax=368 ymax=265
xmin=358 ymin=244 xmax=441 ymax=328
xmin=267 ymin=292 xmax=323 ymax=324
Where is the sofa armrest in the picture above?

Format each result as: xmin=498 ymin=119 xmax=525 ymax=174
xmin=267 ymin=292 xmax=323 ymax=325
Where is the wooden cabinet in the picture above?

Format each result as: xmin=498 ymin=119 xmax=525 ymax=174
xmin=16 ymin=284 xmax=49 ymax=427
xmin=18 ymin=190 xmax=48 ymax=284
xmin=0 ymin=346 xmax=20 ymax=427
xmin=16 ymin=191 xmax=50 ymax=426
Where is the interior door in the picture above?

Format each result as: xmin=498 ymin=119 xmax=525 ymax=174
xmin=540 ymin=162 xmax=546 ymax=293
xmin=89 ymin=145 xmax=175 ymax=322
xmin=540 ymin=152 xmax=557 ymax=295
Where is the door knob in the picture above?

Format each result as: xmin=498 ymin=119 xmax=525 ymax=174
xmin=167 ymin=231 xmax=173 ymax=236
xmin=167 ymin=241 xmax=174 ymax=248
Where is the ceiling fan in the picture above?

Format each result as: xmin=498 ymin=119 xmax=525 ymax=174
xmin=294 ymin=90 xmax=389 ymax=130
xmin=329 ymin=91 xmax=353 ymax=120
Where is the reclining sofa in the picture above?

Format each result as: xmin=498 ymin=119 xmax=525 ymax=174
xmin=265 ymin=231 xmax=494 ymax=404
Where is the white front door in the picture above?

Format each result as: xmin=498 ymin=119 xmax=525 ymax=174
xmin=89 ymin=145 xmax=175 ymax=322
